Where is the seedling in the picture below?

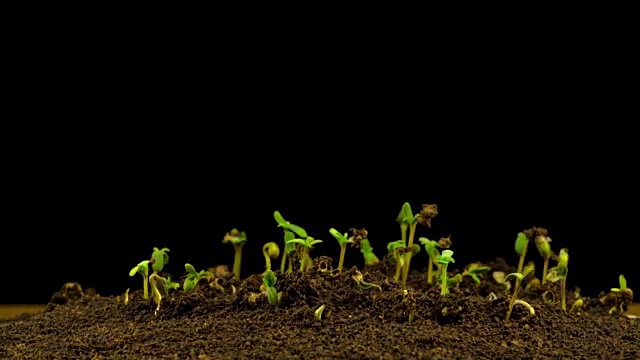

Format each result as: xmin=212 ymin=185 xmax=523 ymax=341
xmin=286 ymin=237 xmax=323 ymax=272
xmin=387 ymin=240 xmax=407 ymax=282
xmin=315 ymin=305 xmax=327 ymax=321
xmin=348 ymin=228 xmax=378 ymax=266
xmin=505 ymin=261 xmax=536 ymax=321
xmin=359 ymin=238 xmax=379 ymax=266
xmin=129 ymin=260 xmax=150 ymax=299
xmin=601 ymin=274 xmax=634 ymax=315
xmin=534 ymin=234 xmax=553 ymax=285
xmin=352 ymin=270 xmax=382 ymax=291
xmin=329 ymin=228 xmax=353 ymax=271
xmin=262 ymin=242 xmax=280 ymax=273
xmin=274 ymin=211 xmax=308 ymax=272
xmin=546 ymin=248 xmax=569 ymax=311
xmin=419 ymin=236 xmax=452 ymax=284
xmin=514 ymin=232 xmax=529 ymax=289
xmin=151 ymin=247 xmax=170 ymax=274
xmin=149 ymin=273 xmax=170 ymax=314
xmin=262 ymin=270 xmax=281 ymax=306
xmin=397 ymin=203 xmax=438 ymax=288
xmin=435 ymin=249 xmax=455 ymax=296
xmin=223 ymin=228 xmax=248 ymax=280
xmin=183 ymin=263 xmax=214 ymax=292
xmin=462 ymin=262 xmax=492 ymax=284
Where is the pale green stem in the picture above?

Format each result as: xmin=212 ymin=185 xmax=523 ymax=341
xmin=143 ymin=275 xmax=148 ymax=300
xmin=338 ymin=245 xmax=346 ymax=272
xmin=233 ymin=244 xmax=243 ymax=280
xmin=401 ymin=223 xmax=418 ymax=288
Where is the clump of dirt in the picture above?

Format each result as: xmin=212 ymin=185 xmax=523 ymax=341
xmin=1 ymin=263 xmax=638 ymax=359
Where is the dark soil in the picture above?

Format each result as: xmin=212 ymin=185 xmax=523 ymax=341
xmin=1 ymin=258 xmax=638 ymax=360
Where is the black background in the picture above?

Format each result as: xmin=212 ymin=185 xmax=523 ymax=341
xmin=3 ymin=123 xmax=636 ymax=304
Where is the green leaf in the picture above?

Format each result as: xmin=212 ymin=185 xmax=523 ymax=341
xmin=266 ymin=286 xmax=280 ymax=306
xmin=534 ymin=236 xmax=552 ymax=259
xmin=468 ymin=266 xmax=491 ymax=275
xmin=263 ymin=270 xmax=277 ymax=287
xmin=274 ymin=211 xmax=287 ymax=226
xmin=410 ymin=244 xmax=421 ymax=256
xmin=522 ymin=262 xmax=535 ymax=278
xmin=130 ymin=260 xmax=149 ymax=277
xmin=396 ymin=202 xmax=414 ymax=224
xmin=286 ymin=239 xmax=307 ymax=247
xmin=515 ymin=232 xmax=529 ymax=255
xmin=546 ymin=270 xmax=561 ymax=283
xmin=419 ymin=237 xmax=440 ymax=259
xmin=151 ymin=247 xmax=170 ymax=273
xmin=619 ymin=274 xmax=627 ymax=290
xmin=469 ymin=273 xmax=481 ymax=284
xmin=183 ymin=278 xmax=196 ymax=292
xmin=185 ymin=263 xmax=197 ymax=276
xmin=287 ymin=224 xmax=308 ymax=238
xmin=505 ymin=272 xmax=525 ymax=281
xmin=447 ymin=273 xmax=463 ymax=286
xmin=387 ymin=240 xmax=406 ymax=252
xmin=436 ymin=249 xmax=455 ymax=265
xmin=329 ymin=228 xmax=349 ymax=245
xmin=309 ymin=239 xmax=323 ymax=247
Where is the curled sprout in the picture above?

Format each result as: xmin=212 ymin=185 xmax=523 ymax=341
xmin=352 ymin=270 xmax=382 ymax=291
xmin=262 ymin=242 xmax=280 ymax=273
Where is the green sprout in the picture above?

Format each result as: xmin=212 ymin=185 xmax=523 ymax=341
xmin=329 ymin=228 xmax=353 ymax=272
xmin=274 ymin=211 xmax=308 ymax=272
xmin=546 ymin=248 xmax=569 ymax=311
xmin=315 ymin=305 xmax=327 ymax=321
xmin=262 ymin=242 xmax=280 ymax=273
xmin=164 ymin=277 xmax=180 ymax=291
xmin=359 ymin=238 xmax=379 ymax=266
xmin=534 ymin=235 xmax=553 ymax=285
xmin=151 ymin=247 xmax=170 ymax=274
xmin=397 ymin=203 xmax=438 ymax=288
xmin=462 ymin=262 xmax=492 ymax=284
xmin=601 ymin=274 xmax=634 ymax=315
xmin=611 ymin=274 xmax=628 ymax=292
xmin=129 ymin=260 xmax=150 ymax=300
xmin=514 ymin=232 xmax=530 ymax=285
xmin=435 ymin=249 xmax=455 ymax=296
xmin=223 ymin=228 xmax=248 ymax=280
xmin=505 ymin=261 xmax=536 ymax=321
xmin=183 ymin=263 xmax=214 ymax=292
xmin=286 ymin=237 xmax=323 ymax=272
xmin=387 ymin=240 xmax=407 ymax=282
xmin=262 ymin=270 xmax=280 ymax=306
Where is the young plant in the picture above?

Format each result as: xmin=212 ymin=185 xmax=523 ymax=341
xmin=435 ymin=249 xmax=455 ymax=296
xmin=286 ymin=237 xmax=323 ymax=272
xmin=397 ymin=203 xmax=438 ymax=288
xmin=183 ymin=263 xmax=214 ymax=292
xmin=505 ymin=262 xmax=536 ymax=321
xmin=534 ymin=234 xmax=553 ymax=285
xmin=546 ymin=248 xmax=569 ymax=311
xmin=514 ymin=232 xmax=530 ymax=288
xmin=600 ymin=274 xmax=634 ymax=315
xmin=349 ymin=228 xmax=379 ymax=266
xmin=387 ymin=240 xmax=407 ymax=282
xmin=129 ymin=260 xmax=150 ymax=300
xmin=148 ymin=273 xmax=166 ymax=313
xmin=223 ymin=228 xmax=248 ymax=280
xmin=274 ymin=211 xmax=308 ymax=272
xmin=262 ymin=270 xmax=280 ymax=306
xmin=462 ymin=262 xmax=492 ymax=284
xmin=329 ymin=228 xmax=353 ymax=272
xmin=151 ymin=247 xmax=170 ymax=274
xmin=359 ymin=238 xmax=379 ymax=266
xmin=262 ymin=242 xmax=280 ymax=273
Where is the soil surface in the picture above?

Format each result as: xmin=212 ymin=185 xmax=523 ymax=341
xmin=1 ymin=258 xmax=638 ymax=359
